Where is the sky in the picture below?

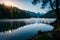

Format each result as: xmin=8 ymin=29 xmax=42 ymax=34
xmin=0 ymin=0 xmax=50 ymax=14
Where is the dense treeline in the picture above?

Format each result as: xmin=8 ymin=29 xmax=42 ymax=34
xmin=0 ymin=4 xmax=31 ymax=19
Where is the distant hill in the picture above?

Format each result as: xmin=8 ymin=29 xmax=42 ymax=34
xmin=0 ymin=4 xmax=31 ymax=19
xmin=25 ymin=11 xmax=43 ymax=18
xmin=37 ymin=12 xmax=43 ymax=18
xmin=25 ymin=11 xmax=37 ymax=18
xmin=40 ymin=9 xmax=60 ymax=18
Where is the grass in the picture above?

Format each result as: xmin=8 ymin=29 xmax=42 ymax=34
xmin=32 ymin=33 xmax=52 ymax=40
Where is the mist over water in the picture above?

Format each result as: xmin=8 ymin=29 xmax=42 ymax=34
xmin=0 ymin=18 xmax=56 ymax=24
xmin=0 ymin=18 xmax=56 ymax=40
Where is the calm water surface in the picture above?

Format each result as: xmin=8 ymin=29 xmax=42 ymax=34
xmin=0 ymin=18 xmax=56 ymax=40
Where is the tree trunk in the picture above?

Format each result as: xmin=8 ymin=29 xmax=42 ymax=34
xmin=56 ymin=0 xmax=60 ymax=27
xmin=50 ymin=0 xmax=60 ymax=27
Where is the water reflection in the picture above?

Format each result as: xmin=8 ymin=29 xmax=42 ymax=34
xmin=0 ymin=18 xmax=56 ymax=32
xmin=0 ymin=21 xmax=26 ymax=32
xmin=7 ymin=30 xmax=12 ymax=33
xmin=0 ymin=18 xmax=55 ymax=40
xmin=0 ymin=23 xmax=54 ymax=40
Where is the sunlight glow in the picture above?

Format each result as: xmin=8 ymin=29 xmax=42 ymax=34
xmin=4 ymin=2 xmax=13 ymax=7
xmin=8 ymin=30 xmax=12 ymax=33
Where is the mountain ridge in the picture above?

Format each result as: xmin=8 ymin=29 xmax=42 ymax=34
xmin=40 ymin=9 xmax=60 ymax=18
xmin=0 ymin=4 xmax=43 ymax=19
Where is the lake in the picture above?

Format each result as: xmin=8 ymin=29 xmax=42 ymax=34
xmin=0 ymin=18 xmax=56 ymax=40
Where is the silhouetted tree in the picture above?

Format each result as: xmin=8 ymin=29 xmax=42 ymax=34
xmin=32 ymin=0 xmax=60 ymax=27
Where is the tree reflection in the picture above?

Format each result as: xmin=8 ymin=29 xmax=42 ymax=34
xmin=7 ymin=30 xmax=12 ymax=33
xmin=0 ymin=21 xmax=26 ymax=32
